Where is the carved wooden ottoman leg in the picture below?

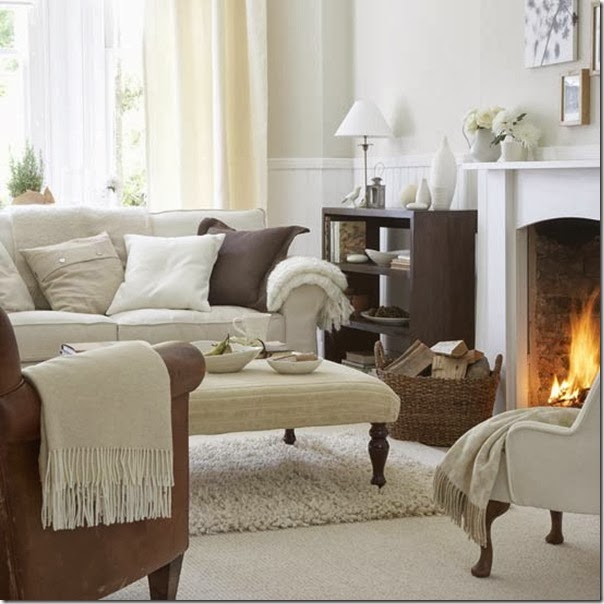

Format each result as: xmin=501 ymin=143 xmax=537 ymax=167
xmin=546 ymin=510 xmax=564 ymax=544
xmin=471 ymin=500 xmax=510 ymax=578
xmin=369 ymin=423 xmax=389 ymax=488
xmin=283 ymin=428 xmax=296 ymax=445
xmin=148 ymin=553 xmax=183 ymax=600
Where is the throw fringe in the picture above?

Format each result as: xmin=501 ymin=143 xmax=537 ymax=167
xmin=433 ymin=466 xmax=487 ymax=547
xmin=42 ymin=447 xmax=173 ymax=531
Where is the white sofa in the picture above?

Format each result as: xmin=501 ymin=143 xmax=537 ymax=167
xmin=0 ymin=206 xmax=326 ymax=363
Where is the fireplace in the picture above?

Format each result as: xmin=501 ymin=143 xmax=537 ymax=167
xmin=527 ymin=218 xmax=600 ymax=407
xmin=466 ymin=159 xmax=600 ymax=411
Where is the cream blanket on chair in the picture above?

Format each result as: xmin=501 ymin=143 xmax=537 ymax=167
xmin=433 ymin=406 xmax=579 ymax=546
xmin=23 ymin=341 xmax=173 ymax=531
xmin=266 ymin=256 xmax=354 ymax=331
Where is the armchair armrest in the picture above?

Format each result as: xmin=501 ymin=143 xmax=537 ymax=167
xmin=505 ymin=419 xmax=599 ymax=513
xmin=0 ymin=342 xmax=205 ymax=444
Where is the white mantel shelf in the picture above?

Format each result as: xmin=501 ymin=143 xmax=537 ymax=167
xmin=462 ymin=159 xmax=600 ymax=170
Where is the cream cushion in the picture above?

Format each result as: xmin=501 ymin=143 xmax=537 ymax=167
xmin=10 ymin=311 xmax=117 ymax=363
xmin=113 ymin=308 xmax=285 ymax=344
xmin=20 ymin=232 xmax=124 ymax=314
xmin=188 ymin=359 xmax=400 ymax=435
xmin=106 ymin=233 xmax=225 ymax=315
xmin=0 ymin=242 xmax=34 ymax=312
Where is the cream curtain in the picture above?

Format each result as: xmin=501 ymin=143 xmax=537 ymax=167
xmin=144 ymin=0 xmax=267 ymax=211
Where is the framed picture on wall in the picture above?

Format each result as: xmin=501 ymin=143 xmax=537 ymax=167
xmin=560 ymin=69 xmax=590 ymax=126
xmin=591 ymin=1 xmax=600 ymax=75
xmin=525 ymin=0 xmax=578 ymax=68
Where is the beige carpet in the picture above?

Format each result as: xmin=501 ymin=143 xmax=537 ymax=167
xmin=189 ymin=429 xmax=439 ymax=535
xmin=110 ymin=426 xmax=600 ymax=601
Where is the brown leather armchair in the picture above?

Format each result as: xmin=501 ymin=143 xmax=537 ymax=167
xmin=0 ymin=308 xmax=205 ymax=600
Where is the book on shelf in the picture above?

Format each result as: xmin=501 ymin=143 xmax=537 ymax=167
xmin=345 ymin=350 xmax=376 ymax=365
xmin=341 ymin=359 xmax=376 ymax=374
xmin=329 ymin=221 xmax=366 ymax=263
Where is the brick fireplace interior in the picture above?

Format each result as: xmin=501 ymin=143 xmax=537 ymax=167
xmin=527 ymin=218 xmax=601 ymax=407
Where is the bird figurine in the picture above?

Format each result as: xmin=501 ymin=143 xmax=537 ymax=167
xmin=340 ymin=185 xmax=362 ymax=207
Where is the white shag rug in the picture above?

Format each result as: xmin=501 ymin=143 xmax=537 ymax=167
xmin=188 ymin=430 xmax=441 ymax=535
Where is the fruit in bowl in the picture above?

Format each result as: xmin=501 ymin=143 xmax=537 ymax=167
xmin=192 ymin=335 xmax=262 ymax=373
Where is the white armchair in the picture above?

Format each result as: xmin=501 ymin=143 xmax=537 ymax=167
xmin=473 ymin=372 xmax=600 ymax=578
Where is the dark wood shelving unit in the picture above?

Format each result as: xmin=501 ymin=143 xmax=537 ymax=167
xmin=322 ymin=206 xmax=477 ymax=363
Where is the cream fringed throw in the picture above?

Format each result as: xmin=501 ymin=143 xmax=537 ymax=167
xmin=267 ymin=256 xmax=354 ymax=330
xmin=433 ymin=406 xmax=579 ymax=546
xmin=23 ymin=342 xmax=173 ymax=531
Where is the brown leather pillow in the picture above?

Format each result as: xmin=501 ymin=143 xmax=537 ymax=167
xmin=197 ymin=218 xmax=309 ymax=311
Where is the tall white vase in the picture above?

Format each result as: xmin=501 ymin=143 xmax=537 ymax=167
xmin=429 ymin=136 xmax=457 ymax=210
xmin=414 ymin=178 xmax=431 ymax=209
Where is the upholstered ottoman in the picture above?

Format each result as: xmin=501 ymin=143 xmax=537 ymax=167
xmin=188 ymin=359 xmax=400 ymax=487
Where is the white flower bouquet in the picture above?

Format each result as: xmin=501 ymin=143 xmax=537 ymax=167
xmin=492 ymin=109 xmax=541 ymax=148
xmin=463 ymin=106 xmax=504 ymax=133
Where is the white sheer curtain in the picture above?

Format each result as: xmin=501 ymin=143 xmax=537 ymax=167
xmin=144 ymin=0 xmax=267 ymax=211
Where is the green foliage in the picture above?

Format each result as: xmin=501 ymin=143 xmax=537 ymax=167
xmin=8 ymin=142 xmax=44 ymax=198
xmin=118 ymin=76 xmax=143 ymax=113
xmin=0 ymin=10 xmax=14 ymax=49
xmin=121 ymin=171 xmax=146 ymax=207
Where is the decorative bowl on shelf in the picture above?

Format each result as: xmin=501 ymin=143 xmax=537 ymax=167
xmin=365 ymin=249 xmax=409 ymax=267
xmin=191 ymin=340 xmax=262 ymax=373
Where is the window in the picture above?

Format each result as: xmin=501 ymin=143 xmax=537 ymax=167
xmin=0 ymin=2 xmax=30 ymax=206
xmin=0 ymin=0 xmax=146 ymax=208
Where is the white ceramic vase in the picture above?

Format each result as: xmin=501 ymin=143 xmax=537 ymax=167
xmin=429 ymin=136 xmax=457 ymax=210
xmin=470 ymin=128 xmax=501 ymax=162
xmin=414 ymin=178 xmax=431 ymax=209
xmin=501 ymin=139 xmax=527 ymax=162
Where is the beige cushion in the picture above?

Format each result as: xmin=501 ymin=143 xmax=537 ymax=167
xmin=0 ymin=242 xmax=35 ymax=312
xmin=188 ymin=360 xmax=400 ymax=435
xmin=106 ymin=233 xmax=225 ymax=315
xmin=8 ymin=311 xmax=118 ymax=363
xmin=113 ymin=307 xmax=285 ymax=344
xmin=20 ymin=232 xmax=124 ymax=314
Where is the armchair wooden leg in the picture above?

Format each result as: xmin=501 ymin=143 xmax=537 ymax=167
xmin=546 ymin=511 xmax=564 ymax=545
xmin=148 ymin=554 xmax=184 ymax=600
xmin=471 ymin=500 xmax=510 ymax=578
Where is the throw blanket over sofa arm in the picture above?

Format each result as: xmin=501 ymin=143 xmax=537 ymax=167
xmin=0 ymin=307 xmax=205 ymax=601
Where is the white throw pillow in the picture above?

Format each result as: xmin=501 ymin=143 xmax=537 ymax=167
xmin=106 ymin=233 xmax=225 ymax=315
xmin=0 ymin=242 xmax=35 ymax=312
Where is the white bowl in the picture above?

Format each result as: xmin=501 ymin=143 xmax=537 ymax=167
xmin=191 ymin=340 xmax=262 ymax=373
xmin=365 ymin=249 xmax=409 ymax=267
xmin=267 ymin=357 xmax=323 ymax=375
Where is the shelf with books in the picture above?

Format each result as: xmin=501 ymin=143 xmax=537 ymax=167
xmin=322 ymin=207 xmax=478 ymax=363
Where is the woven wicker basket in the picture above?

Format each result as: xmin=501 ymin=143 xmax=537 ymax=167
xmin=374 ymin=341 xmax=503 ymax=446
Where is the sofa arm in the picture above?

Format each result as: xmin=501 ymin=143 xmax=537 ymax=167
xmin=280 ymin=284 xmax=327 ymax=353
xmin=0 ymin=343 xmax=205 ymax=444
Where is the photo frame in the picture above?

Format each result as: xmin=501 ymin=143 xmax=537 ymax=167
xmin=560 ymin=69 xmax=590 ymax=126
xmin=525 ymin=0 xmax=578 ymax=68
xmin=591 ymin=1 xmax=600 ymax=75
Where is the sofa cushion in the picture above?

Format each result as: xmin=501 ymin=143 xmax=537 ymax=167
xmin=113 ymin=308 xmax=285 ymax=344
xmin=0 ymin=242 xmax=35 ymax=312
xmin=106 ymin=233 xmax=225 ymax=315
xmin=9 ymin=311 xmax=118 ymax=363
xmin=197 ymin=219 xmax=309 ymax=311
xmin=150 ymin=209 xmax=266 ymax=236
xmin=20 ymin=232 xmax=124 ymax=314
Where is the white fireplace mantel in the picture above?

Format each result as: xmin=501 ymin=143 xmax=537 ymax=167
xmin=463 ymin=160 xmax=600 ymax=412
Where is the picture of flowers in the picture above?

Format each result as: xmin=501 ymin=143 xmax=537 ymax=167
xmin=524 ymin=0 xmax=578 ymax=68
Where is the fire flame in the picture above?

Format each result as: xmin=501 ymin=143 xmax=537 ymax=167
xmin=548 ymin=289 xmax=600 ymax=406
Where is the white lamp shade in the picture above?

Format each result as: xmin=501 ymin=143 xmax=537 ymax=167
xmin=335 ymin=100 xmax=392 ymax=138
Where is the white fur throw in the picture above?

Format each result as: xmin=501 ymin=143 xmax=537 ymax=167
xmin=433 ymin=406 xmax=579 ymax=546
xmin=267 ymin=256 xmax=354 ymax=331
xmin=23 ymin=341 xmax=173 ymax=531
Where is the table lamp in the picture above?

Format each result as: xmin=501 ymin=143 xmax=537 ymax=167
xmin=335 ymin=100 xmax=393 ymax=195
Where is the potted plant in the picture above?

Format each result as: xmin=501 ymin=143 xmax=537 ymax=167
xmin=7 ymin=142 xmax=54 ymax=204
xmin=492 ymin=109 xmax=541 ymax=161
xmin=462 ymin=106 xmax=505 ymax=162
